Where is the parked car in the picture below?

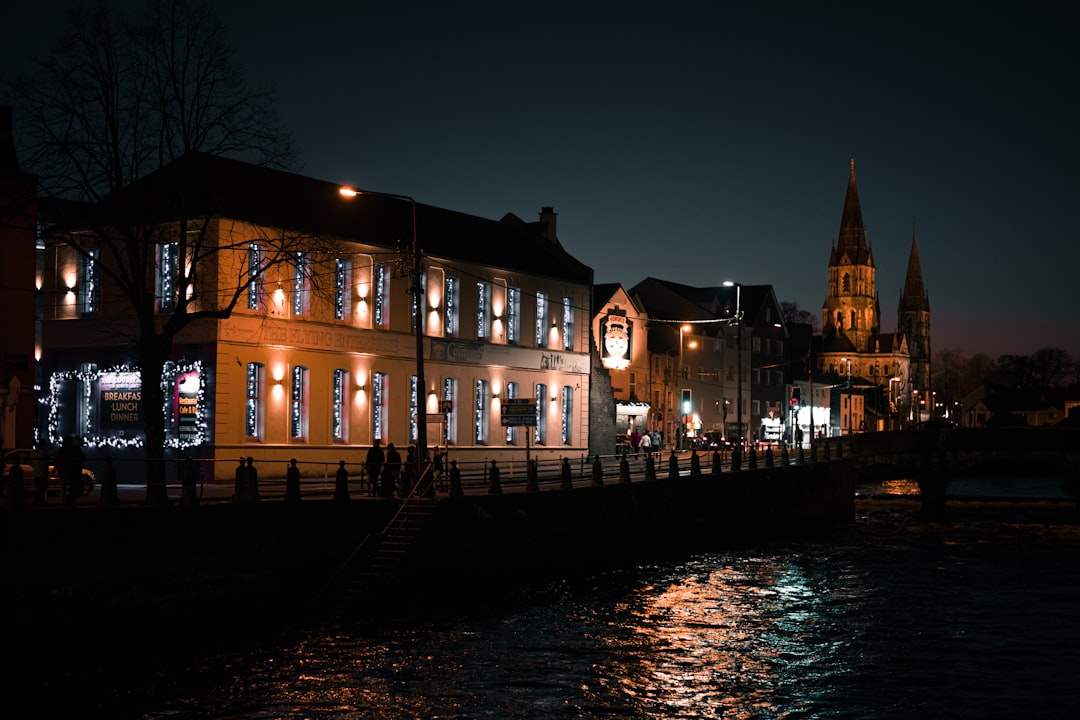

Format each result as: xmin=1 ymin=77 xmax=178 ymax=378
xmin=1 ymin=449 xmax=96 ymax=499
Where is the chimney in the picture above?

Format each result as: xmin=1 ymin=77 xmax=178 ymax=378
xmin=539 ymin=206 xmax=557 ymax=243
xmin=1 ymin=105 xmax=19 ymax=174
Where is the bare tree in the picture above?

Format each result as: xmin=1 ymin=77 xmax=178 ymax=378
xmin=1029 ymin=347 xmax=1074 ymax=390
xmin=781 ymin=301 xmax=820 ymax=333
xmin=6 ymin=0 xmax=299 ymax=503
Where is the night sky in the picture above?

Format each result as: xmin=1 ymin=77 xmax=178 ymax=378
xmin=4 ymin=2 xmax=1077 ymax=358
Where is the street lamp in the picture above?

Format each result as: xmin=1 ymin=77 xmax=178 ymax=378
xmin=889 ymin=376 xmax=901 ymax=430
xmin=339 ymin=185 xmax=428 ymax=464
xmin=678 ymin=324 xmax=691 ymax=450
xmin=722 ymin=281 xmax=743 ymax=448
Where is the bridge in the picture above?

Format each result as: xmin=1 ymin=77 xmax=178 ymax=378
xmin=839 ymin=426 xmax=1080 ymax=516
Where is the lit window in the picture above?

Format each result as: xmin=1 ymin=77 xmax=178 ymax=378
xmin=506 ymin=287 xmax=521 ymax=344
xmin=562 ymin=296 xmax=575 ymax=350
xmin=334 ymin=258 xmax=352 ymax=320
xmin=534 ymin=383 xmax=547 ymax=444
xmin=245 ymin=362 xmax=264 ymax=441
xmin=475 ymin=379 xmax=489 ymax=444
xmin=505 ymin=381 xmax=519 ymax=443
xmin=444 ymin=277 xmax=459 ymax=337
xmin=290 ymin=365 xmax=309 ymax=440
xmin=78 ymin=249 xmax=98 ymax=315
xmin=247 ymin=243 xmax=262 ymax=310
xmin=443 ymin=378 xmax=458 ymax=445
xmin=372 ymin=372 xmax=387 ymax=441
xmin=561 ymin=386 xmax=573 ymax=444
xmin=292 ymin=252 xmax=310 ymax=317
xmin=332 ymin=369 xmax=349 ymax=442
xmin=535 ymin=292 xmax=548 ymax=347
xmin=374 ymin=264 xmax=390 ymax=328
xmin=157 ymin=242 xmax=178 ymax=311
xmin=476 ymin=281 xmax=491 ymax=340
xmin=410 ymin=375 xmax=418 ymax=443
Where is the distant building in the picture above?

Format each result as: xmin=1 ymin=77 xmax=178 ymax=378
xmin=818 ymin=160 xmax=932 ymax=429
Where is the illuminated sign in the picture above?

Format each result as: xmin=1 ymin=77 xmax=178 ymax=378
xmin=601 ymin=314 xmax=632 ymax=369
xmin=99 ymin=371 xmax=143 ymax=428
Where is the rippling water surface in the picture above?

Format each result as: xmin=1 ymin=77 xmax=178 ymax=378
xmin=13 ymin=480 xmax=1080 ymax=719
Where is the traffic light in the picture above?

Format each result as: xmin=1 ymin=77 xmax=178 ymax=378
xmin=681 ymin=389 xmax=692 ymax=415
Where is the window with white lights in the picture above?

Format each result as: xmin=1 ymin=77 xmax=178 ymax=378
xmin=410 ymin=375 xmax=418 ymax=443
xmin=78 ymin=249 xmax=98 ymax=315
xmin=245 ymin=362 xmax=264 ymax=441
xmin=290 ymin=365 xmax=309 ymax=441
xmin=562 ymin=296 xmax=575 ymax=350
xmin=372 ymin=371 xmax=387 ymax=441
xmin=374 ymin=263 xmax=391 ymax=329
xmin=476 ymin=281 xmax=491 ymax=340
xmin=505 ymin=381 xmax=519 ymax=444
xmin=444 ymin=277 xmax=459 ymax=337
xmin=157 ymin=242 xmax=178 ymax=311
xmin=247 ymin=243 xmax=262 ymax=310
xmin=506 ymin=287 xmax=521 ymax=344
xmin=535 ymin=292 xmax=548 ymax=347
xmin=534 ymin=383 xmax=547 ymax=444
xmin=561 ymin=385 xmax=573 ymax=444
xmin=334 ymin=258 xmax=352 ymax=320
xmin=443 ymin=377 xmax=458 ymax=445
xmin=292 ymin=252 xmax=310 ymax=317
xmin=475 ymin=379 xmax=489 ymax=444
xmin=332 ymin=368 xmax=349 ymax=442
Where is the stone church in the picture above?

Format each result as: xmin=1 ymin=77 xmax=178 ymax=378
xmin=817 ymin=160 xmax=931 ymax=423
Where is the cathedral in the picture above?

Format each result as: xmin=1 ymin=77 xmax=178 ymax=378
xmin=817 ymin=160 xmax=931 ymax=424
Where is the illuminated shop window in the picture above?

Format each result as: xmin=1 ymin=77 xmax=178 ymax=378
xmin=444 ymin=277 xmax=459 ymax=337
xmin=290 ymin=366 xmax=309 ymax=440
xmin=374 ymin=263 xmax=390 ymax=328
xmin=247 ymin=243 xmax=262 ymax=310
xmin=476 ymin=281 xmax=491 ymax=340
xmin=157 ymin=242 xmax=178 ymax=311
xmin=334 ymin=258 xmax=352 ymax=320
xmin=534 ymin=383 xmax=547 ymax=445
xmin=245 ymin=362 xmax=264 ymax=441
xmin=372 ymin=371 xmax=387 ymax=441
xmin=506 ymin=287 xmax=521 ymax=344
xmin=443 ymin=377 xmax=458 ymax=445
xmin=562 ymin=297 xmax=575 ymax=351
xmin=535 ymin=292 xmax=548 ymax=347
xmin=505 ymin=381 xmax=518 ymax=444
xmin=332 ymin=368 xmax=349 ymax=442
xmin=409 ymin=375 xmax=418 ymax=443
xmin=475 ymin=379 xmax=489 ymax=444
xmin=292 ymin=252 xmax=310 ymax=317
xmin=561 ymin=385 xmax=573 ymax=444
xmin=78 ymin=249 xmax=98 ymax=315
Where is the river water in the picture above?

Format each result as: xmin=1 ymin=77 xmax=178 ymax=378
xmin=10 ymin=476 xmax=1080 ymax=719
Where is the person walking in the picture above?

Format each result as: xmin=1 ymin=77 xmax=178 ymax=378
xmin=244 ymin=456 xmax=260 ymax=502
xmin=381 ymin=442 xmax=401 ymax=498
xmin=285 ymin=458 xmax=301 ymax=503
xmin=640 ymin=430 xmax=652 ymax=458
xmin=487 ymin=459 xmax=502 ymax=494
xmin=334 ymin=460 xmax=349 ymax=502
xmin=364 ymin=439 xmax=384 ymax=497
xmin=448 ymin=459 xmax=463 ymax=497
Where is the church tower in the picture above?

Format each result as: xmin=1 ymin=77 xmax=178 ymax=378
xmin=822 ymin=159 xmax=880 ymax=352
xmin=898 ymin=228 xmax=931 ymax=393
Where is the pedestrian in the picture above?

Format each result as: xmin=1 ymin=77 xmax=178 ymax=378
xmin=233 ymin=457 xmax=246 ymax=500
xmin=401 ymin=446 xmax=417 ymax=497
xmin=640 ymin=430 xmax=652 ymax=457
xmin=364 ymin=439 xmax=384 ymax=497
xmin=560 ymin=457 xmax=573 ymax=491
xmin=592 ymin=455 xmax=603 ymax=486
xmin=432 ymin=448 xmax=445 ymax=492
xmin=244 ymin=456 xmax=260 ymax=502
xmin=630 ymin=429 xmax=642 ymax=454
xmin=448 ymin=459 xmax=463 ymax=497
xmin=334 ymin=460 xmax=349 ymax=502
xmin=99 ymin=456 xmax=119 ymax=507
xmin=285 ymin=458 xmax=301 ymax=502
xmin=381 ymin=442 xmax=401 ymax=498
xmin=60 ymin=436 xmax=85 ymax=506
xmin=487 ymin=459 xmax=502 ymax=494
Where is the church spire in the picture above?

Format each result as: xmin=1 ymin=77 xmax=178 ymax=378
xmin=901 ymin=226 xmax=929 ymax=309
xmin=834 ymin=157 xmax=871 ymax=264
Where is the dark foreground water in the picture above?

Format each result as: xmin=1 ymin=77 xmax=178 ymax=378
xmin=8 ymin=476 xmax=1080 ymax=719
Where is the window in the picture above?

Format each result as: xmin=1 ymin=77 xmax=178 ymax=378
xmin=78 ymin=249 xmax=98 ymax=314
xmin=292 ymin=252 xmax=310 ymax=317
xmin=752 ymin=337 xmax=761 ymax=352
xmin=506 ymin=287 xmax=521 ymax=344
xmin=505 ymin=381 xmax=519 ymax=443
xmin=245 ymin=362 xmax=264 ymax=441
xmin=534 ymin=383 xmax=547 ymax=444
xmin=535 ymin=292 xmax=548 ymax=347
xmin=475 ymin=379 xmax=489 ymax=444
xmin=332 ymin=369 xmax=349 ymax=442
xmin=850 ymin=310 xmax=856 ymax=329
xmin=443 ymin=378 xmax=458 ymax=445
xmin=444 ymin=277 xmax=459 ymax=337
xmin=842 ymin=273 xmax=850 ymax=293
xmin=561 ymin=386 xmax=573 ymax=444
xmin=629 ymin=371 xmax=637 ymax=400
xmin=410 ymin=375 xmax=418 ymax=443
xmin=476 ymin=281 xmax=491 ymax=340
xmin=372 ymin=372 xmax=387 ymax=441
xmin=776 ymin=340 xmax=784 ymax=356
xmin=334 ymin=258 xmax=352 ymax=320
xmin=157 ymin=242 xmax=178 ymax=311
xmin=836 ymin=311 xmax=843 ymax=327
xmin=753 ymin=399 xmax=761 ymax=416
xmin=290 ymin=365 xmax=309 ymax=440
xmin=247 ymin=243 xmax=262 ymax=310
xmin=411 ymin=271 xmax=425 ymax=332
xmin=562 ymin=296 xmax=575 ymax=350
xmin=374 ymin=263 xmax=391 ymax=328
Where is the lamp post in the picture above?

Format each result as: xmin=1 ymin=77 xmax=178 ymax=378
xmin=889 ymin=376 xmax=901 ymax=430
xmin=678 ymin=323 xmax=691 ymax=450
xmin=339 ymin=186 xmax=428 ymax=463
xmin=723 ymin=281 xmax=743 ymax=449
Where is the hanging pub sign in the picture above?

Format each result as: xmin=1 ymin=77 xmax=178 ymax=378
xmin=601 ymin=313 xmax=632 ymax=370
xmin=99 ymin=370 xmax=143 ymax=428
